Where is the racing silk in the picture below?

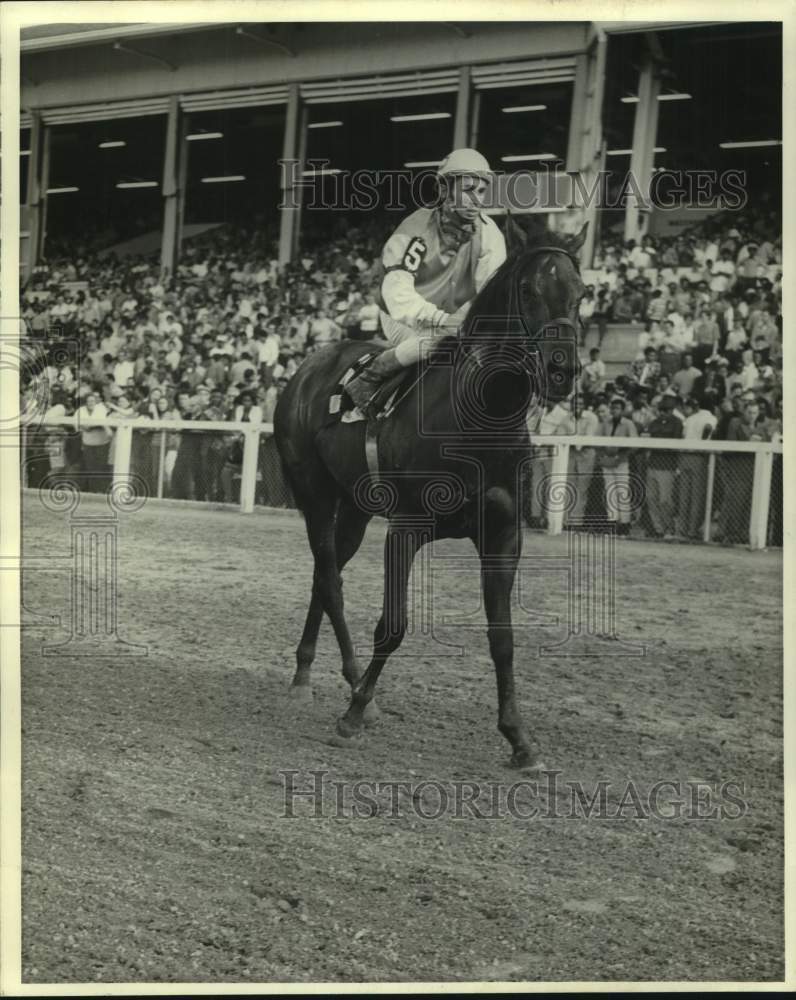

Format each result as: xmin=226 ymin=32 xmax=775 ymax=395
xmin=378 ymin=206 xmax=507 ymax=345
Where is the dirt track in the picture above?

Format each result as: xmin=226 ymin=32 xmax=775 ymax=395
xmin=20 ymin=494 xmax=783 ymax=983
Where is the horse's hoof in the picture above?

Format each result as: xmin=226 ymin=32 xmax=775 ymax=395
xmin=362 ymin=699 xmax=380 ymax=727
xmin=336 ymin=714 xmax=363 ymax=740
xmin=327 ymin=732 xmax=361 ymax=749
xmin=509 ymin=748 xmax=541 ymax=772
xmin=287 ymin=684 xmax=314 ymax=704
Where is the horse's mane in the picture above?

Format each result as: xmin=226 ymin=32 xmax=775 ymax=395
xmin=466 ymin=226 xmax=575 ymax=329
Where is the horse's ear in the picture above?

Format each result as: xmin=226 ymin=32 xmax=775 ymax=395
xmin=504 ymin=212 xmax=527 ymax=255
xmin=569 ymin=222 xmax=589 ymax=255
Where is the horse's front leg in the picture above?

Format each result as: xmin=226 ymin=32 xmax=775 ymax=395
xmin=478 ymin=488 xmax=536 ymax=769
xmin=336 ymin=522 xmax=424 ymax=739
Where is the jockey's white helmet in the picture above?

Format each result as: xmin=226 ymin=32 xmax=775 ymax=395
xmin=437 ymin=148 xmax=493 ymax=180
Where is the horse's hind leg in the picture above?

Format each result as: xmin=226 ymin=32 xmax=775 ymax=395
xmin=291 ymin=493 xmax=370 ymax=696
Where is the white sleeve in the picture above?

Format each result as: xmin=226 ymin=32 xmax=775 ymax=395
xmin=380 ymin=232 xmax=449 ymax=330
xmin=474 ymin=218 xmax=507 ymax=293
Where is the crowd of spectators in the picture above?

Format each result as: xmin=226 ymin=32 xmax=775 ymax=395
xmin=21 ymin=204 xmax=782 ymax=542
xmin=21 ymin=217 xmax=392 ymax=501
xmin=527 ymin=205 xmax=783 ymax=543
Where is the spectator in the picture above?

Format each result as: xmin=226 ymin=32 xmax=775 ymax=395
xmin=692 ymin=306 xmax=720 ymax=369
xmin=357 ymin=291 xmax=382 ymax=341
xmin=581 ymin=347 xmax=607 ymax=397
xmin=629 ymin=386 xmax=655 ymax=435
xmin=643 ymin=392 xmax=683 ymax=538
xmin=170 ymin=391 xmax=202 ymax=501
xmin=671 ymin=352 xmax=702 ymax=400
xmin=526 ymin=401 xmax=569 ymax=528
xmin=234 ymin=389 xmax=263 ymax=424
xmin=150 ymin=395 xmax=179 ymax=495
xmin=555 ymin=395 xmax=599 ymax=525
xmin=723 ymin=322 xmax=749 ymax=368
xmin=739 ymin=349 xmax=760 ymax=391
xmin=309 ymin=308 xmax=340 ymax=347
xmin=692 ymin=362 xmax=726 ymax=411
xmin=597 ymin=396 xmax=638 ymax=535
xmin=677 ymin=396 xmax=717 ymax=540
xmin=630 ymin=346 xmax=661 ymax=388
xmin=74 ymin=391 xmax=112 ymax=493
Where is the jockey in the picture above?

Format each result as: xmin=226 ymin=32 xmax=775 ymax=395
xmin=344 ymin=147 xmax=507 ymax=411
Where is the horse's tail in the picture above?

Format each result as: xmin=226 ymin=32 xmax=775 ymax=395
xmin=273 ymin=388 xmax=308 ymax=516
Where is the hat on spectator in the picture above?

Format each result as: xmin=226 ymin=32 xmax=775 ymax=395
xmin=609 ymin=395 xmax=625 ymax=406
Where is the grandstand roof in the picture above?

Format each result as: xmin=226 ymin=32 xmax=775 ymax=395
xmin=20 ymin=22 xmax=219 ymax=52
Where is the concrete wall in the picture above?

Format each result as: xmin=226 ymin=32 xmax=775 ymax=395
xmin=22 ymin=21 xmax=590 ymax=110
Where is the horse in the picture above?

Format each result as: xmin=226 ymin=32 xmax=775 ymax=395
xmin=273 ymin=218 xmax=586 ymax=768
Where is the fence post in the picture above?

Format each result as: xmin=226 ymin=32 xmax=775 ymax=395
xmin=546 ymin=442 xmax=570 ymax=536
xmin=157 ymin=431 xmax=166 ymax=499
xmin=240 ymin=426 xmax=260 ymax=514
xmin=703 ymin=452 xmax=716 ymax=543
xmin=112 ymin=422 xmax=133 ymax=487
xmin=748 ymin=446 xmax=773 ymax=550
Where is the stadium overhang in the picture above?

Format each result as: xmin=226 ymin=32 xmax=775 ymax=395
xmin=20 ymin=22 xmax=222 ymax=52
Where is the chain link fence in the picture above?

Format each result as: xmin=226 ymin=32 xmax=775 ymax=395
xmin=22 ymin=420 xmax=781 ymax=549
xmin=521 ymin=438 xmax=782 ymax=547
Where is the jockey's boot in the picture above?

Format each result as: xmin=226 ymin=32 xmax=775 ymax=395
xmin=344 ymin=348 xmax=404 ymax=414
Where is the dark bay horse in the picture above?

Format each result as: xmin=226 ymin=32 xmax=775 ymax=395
xmin=273 ymin=220 xmax=586 ymax=768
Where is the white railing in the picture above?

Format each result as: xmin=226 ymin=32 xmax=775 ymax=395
xmin=22 ymin=416 xmax=783 ymax=549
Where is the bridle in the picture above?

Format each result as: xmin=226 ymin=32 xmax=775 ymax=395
xmin=521 ymin=244 xmax=583 ymax=342
xmin=456 ymin=243 xmax=583 ymax=377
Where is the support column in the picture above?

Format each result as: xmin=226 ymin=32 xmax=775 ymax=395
xmin=175 ymin=106 xmax=189 ymax=261
xmin=23 ymin=111 xmax=43 ymax=279
xmin=291 ymin=101 xmax=308 ymax=260
xmin=566 ymin=54 xmax=589 ymax=173
xmin=624 ymin=51 xmax=662 ymax=244
xmin=160 ymin=95 xmax=182 ymax=275
xmin=576 ymin=28 xmax=607 ymax=267
xmin=468 ymin=90 xmax=481 ymax=148
xmin=278 ymin=83 xmax=301 ymax=267
xmin=453 ymin=66 xmax=471 ymax=149
xmin=39 ymin=124 xmax=51 ymax=261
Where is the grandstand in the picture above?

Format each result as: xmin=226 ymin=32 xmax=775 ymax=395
xmin=17 ymin=19 xmax=783 ymax=546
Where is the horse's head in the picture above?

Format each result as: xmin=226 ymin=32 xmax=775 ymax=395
xmin=501 ymin=216 xmax=587 ymax=405
xmin=453 ymin=219 xmax=587 ymax=430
